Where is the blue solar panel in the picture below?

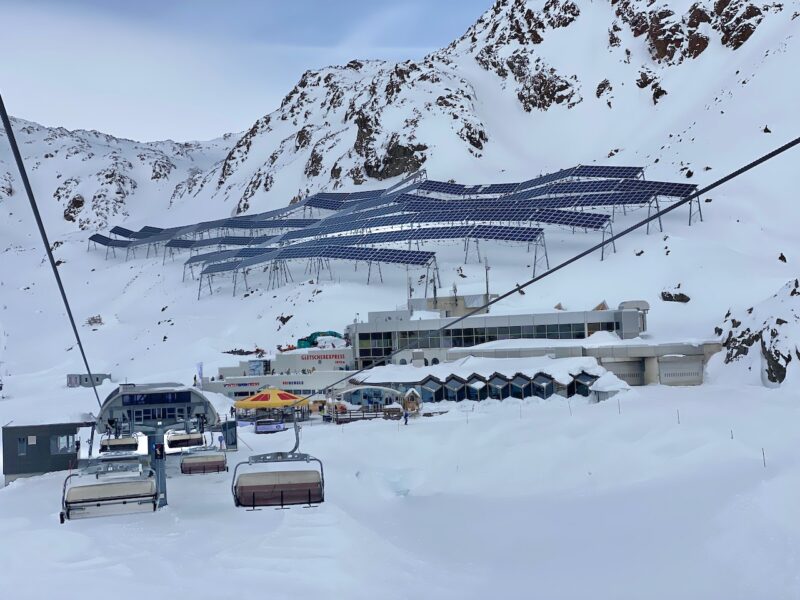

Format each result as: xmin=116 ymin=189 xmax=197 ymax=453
xmin=165 ymin=239 xmax=195 ymax=249
xmin=515 ymin=167 xmax=578 ymax=192
xmin=571 ymin=165 xmax=643 ymax=179
xmin=470 ymin=225 xmax=542 ymax=242
xmin=185 ymin=250 xmax=240 ymax=265
xmin=89 ymin=234 xmax=133 ymax=248
xmin=109 ymin=226 xmax=137 ymax=238
xmin=341 ymin=189 xmax=386 ymax=201
xmin=306 ymin=196 xmax=345 ymax=211
xmin=201 ymin=260 xmax=243 ymax=276
xmin=418 ymin=180 xmax=466 ymax=196
xmin=139 ymin=226 xmax=164 ymax=235
xmin=615 ymin=179 xmax=696 ymax=197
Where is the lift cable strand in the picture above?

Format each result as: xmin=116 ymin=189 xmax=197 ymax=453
xmin=0 ymin=94 xmax=103 ymax=409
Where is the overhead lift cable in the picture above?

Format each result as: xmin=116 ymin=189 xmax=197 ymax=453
xmin=311 ymin=134 xmax=800 ymax=399
xmin=0 ymin=94 xmax=103 ymax=408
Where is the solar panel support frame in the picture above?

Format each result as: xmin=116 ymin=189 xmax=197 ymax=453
xmin=531 ymin=232 xmax=550 ymax=278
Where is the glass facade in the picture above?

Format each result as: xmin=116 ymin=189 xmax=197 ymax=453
xmin=357 ymin=319 xmax=619 ymax=365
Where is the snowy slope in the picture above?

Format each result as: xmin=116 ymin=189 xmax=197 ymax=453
xmin=0 ymin=0 xmax=797 ymax=393
xmin=3 ymin=388 xmax=800 ymax=599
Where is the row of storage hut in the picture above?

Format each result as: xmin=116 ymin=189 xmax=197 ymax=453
xmin=344 ymin=370 xmax=602 ymax=405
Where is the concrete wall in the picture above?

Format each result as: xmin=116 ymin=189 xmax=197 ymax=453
xmin=448 ymin=341 xmax=721 ymax=387
xmin=67 ymin=373 xmax=111 ymax=388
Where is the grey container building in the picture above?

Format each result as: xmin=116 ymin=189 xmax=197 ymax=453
xmin=2 ymin=421 xmax=94 ymax=485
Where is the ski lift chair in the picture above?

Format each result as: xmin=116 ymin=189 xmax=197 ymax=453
xmin=60 ymin=459 xmax=157 ymax=523
xmin=99 ymin=431 xmax=143 ymax=453
xmin=164 ymin=430 xmax=207 ymax=453
xmin=231 ymin=408 xmax=324 ymax=509
xmin=180 ymin=446 xmax=228 ymax=475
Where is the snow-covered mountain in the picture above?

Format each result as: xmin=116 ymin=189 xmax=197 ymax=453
xmin=0 ymin=0 xmax=798 ymax=386
xmin=2 ymin=1 xmax=796 ymax=226
xmin=0 ymin=118 xmax=234 ymax=231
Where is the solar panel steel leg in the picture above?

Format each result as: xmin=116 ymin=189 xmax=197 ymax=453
xmin=601 ymin=230 xmax=606 ymax=261
xmin=367 ymin=261 xmax=372 ymax=284
xmin=197 ymin=275 xmax=203 ymax=300
xmin=285 ymin=261 xmax=294 ymax=283
xmin=656 ymin=198 xmax=663 ymax=232
xmin=243 ymin=270 xmax=249 ymax=292
xmin=378 ymin=262 xmax=383 ymax=283
xmin=232 ymin=270 xmax=237 ymax=296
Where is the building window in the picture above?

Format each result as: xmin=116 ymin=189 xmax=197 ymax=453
xmin=50 ymin=434 xmax=75 ymax=455
xmin=17 ymin=437 xmax=27 ymax=456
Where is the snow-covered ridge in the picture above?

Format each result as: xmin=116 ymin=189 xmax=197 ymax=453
xmin=1 ymin=0 xmax=795 ymax=232
xmin=0 ymin=117 xmax=235 ymax=231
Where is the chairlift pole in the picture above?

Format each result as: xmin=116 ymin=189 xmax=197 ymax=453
xmin=149 ymin=425 xmax=168 ymax=508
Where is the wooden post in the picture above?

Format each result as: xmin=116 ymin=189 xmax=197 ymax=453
xmin=568 ymin=399 xmax=572 ymax=417
xmin=676 ymin=409 xmax=680 ymax=425
xmin=762 ymin=448 xmax=766 ymax=469
xmin=617 ymin=398 xmax=621 ymax=415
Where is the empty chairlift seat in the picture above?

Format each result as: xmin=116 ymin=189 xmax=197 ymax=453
xmin=232 ymin=451 xmax=325 ymax=509
xmin=165 ymin=431 xmax=206 ymax=453
xmin=234 ymin=470 xmax=323 ymax=508
xmin=99 ymin=436 xmax=140 ymax=453
xmin=61 ymin=465 xmax=158 ymax=523
xmin=180 ymin=453 xmax=228 ymax=475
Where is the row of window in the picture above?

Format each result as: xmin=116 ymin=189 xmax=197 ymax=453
xmin=127 ymin=406 xmax=192 ymax=424
xmin=121 ymin=391 xmax=192 ymax=406
xmin=17 ymin=434 xmax=75 ymax=457
xmin=357 ymin=322 xmax=618 ymax=356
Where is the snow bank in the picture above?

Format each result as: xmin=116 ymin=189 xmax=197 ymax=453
xmin=354 ymin=354 xmax=610 ymax=386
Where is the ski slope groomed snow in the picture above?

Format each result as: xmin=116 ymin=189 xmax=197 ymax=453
xmin=1 ymin=383 xmax=799 ymax=599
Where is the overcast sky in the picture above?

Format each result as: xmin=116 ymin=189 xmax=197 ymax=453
xmin=0 ymin=0 xmax=490 ymax=142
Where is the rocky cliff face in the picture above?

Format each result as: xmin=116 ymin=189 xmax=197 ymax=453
xmin=716 ymin=280 xmax=800 ymax=385
xmin=173 ymin=0 xmax=790 ymax=214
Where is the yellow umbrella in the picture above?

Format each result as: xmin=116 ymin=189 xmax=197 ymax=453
xmin=234 ymin=388 xmax=308 ymax=410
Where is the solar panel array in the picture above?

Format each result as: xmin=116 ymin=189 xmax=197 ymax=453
xmin=95 ymin=164 xmax=697 ymax=288
xmin=201 ymin=244 xmax=435 ymax=276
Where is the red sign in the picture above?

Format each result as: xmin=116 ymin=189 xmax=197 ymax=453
xmin=301 ymin=353 xmax=346 ymax=361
